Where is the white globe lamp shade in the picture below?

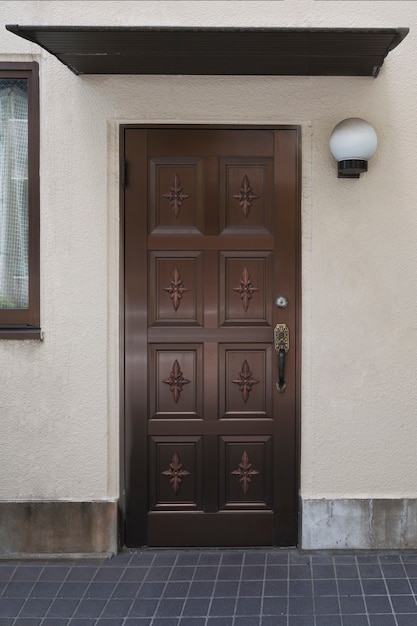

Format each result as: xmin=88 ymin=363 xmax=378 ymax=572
xmin=330 ymin=118 xmax=377 ymax=178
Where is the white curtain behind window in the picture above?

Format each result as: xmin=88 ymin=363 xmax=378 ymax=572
xmin=0 ymin=81 xmax=28 ymax=309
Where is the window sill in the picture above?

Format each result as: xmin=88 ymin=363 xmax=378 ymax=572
xmin=0 ymin=327 xmax=42 ymax=340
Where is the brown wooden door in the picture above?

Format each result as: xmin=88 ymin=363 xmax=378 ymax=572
xmin=122 ymin=127 xmax=300 ymax=547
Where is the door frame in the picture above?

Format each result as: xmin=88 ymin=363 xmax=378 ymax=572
xmin=119 ymin=124 xmax=302 ymax=547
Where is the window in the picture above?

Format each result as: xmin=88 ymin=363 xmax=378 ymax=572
xmin=0 ymin=62 xmax=39 ymax=338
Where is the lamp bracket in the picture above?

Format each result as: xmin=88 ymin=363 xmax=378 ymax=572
xmin=338 ymin=159 xmax=368 ymax=179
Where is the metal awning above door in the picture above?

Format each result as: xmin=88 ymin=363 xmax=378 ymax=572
xmin=5 ymin=25 xmax=409 ymax=77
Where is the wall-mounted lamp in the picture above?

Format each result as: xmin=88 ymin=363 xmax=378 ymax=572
xmin=330 ymin=118 xmax=377 ymax=178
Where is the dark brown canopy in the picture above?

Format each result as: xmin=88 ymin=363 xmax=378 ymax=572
xmin=6 ymin=25 xmax=409 ymax=77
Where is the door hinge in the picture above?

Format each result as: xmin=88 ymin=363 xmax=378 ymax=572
xmin=121 ymin=159 xmax=127 ymax=187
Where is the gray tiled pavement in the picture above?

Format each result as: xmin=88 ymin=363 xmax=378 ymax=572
xmin=1 ymin=549 xmax=417 ymax=625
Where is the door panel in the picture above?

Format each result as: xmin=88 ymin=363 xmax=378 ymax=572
xmin=149 ymin=345 xmax=203 ymax=418
xmin=219 ymin=345 xmax=273 ymax=418
xmin=149 ymin=252 xmax=204 ymax=326
xmin=149 ymin=158 xmax=204 ymax=234
xmin=219 ymin=158 xmax=273 ymax=234
xmin=220 ymin=252 xmax=273 ymax=325
xmin=123 ymin=126 xmax=300 ymax=546
xmin=149 ymin=436 xmax=203 ymax=510
xmin=219 ymin=436 xmax=273 ymax=509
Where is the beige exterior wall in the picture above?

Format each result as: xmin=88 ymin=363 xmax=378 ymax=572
xmin=1 ymin=0 xmax=417 ymax=547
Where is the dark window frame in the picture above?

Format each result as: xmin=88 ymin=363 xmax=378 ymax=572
xmin=0 ymin=62 xmax=40 ymax=339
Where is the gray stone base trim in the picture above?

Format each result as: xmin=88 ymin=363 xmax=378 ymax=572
xmin=302 ymin=498 xmax=417 ymax=550
xmin=0 ymin=500 xmax=118 ymax=557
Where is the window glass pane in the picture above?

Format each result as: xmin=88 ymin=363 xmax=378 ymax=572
xmin=0 ymin=78 xmax=28 ymax=309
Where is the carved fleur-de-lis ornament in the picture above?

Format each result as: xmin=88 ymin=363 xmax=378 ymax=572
xmin=231 ymin=450 xmax=259 ymax=494
xmin=232 ymin=359 xmax=259 ymax=403
xmin=233 ymin=266 xmax=259 ymax=312
xmin=163 ymin=359 xmax=190 ymax=403
xmin=233 ymin=174 xmax=259 ymax=218
xmin=161 ymin=451 xmax=191 ymax=494
xmin=162 ymin=175 xmax=190 ymax=218
xmin=163 ymin=268 xmax=190 ymax=311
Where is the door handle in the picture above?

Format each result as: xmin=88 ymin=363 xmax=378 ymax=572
xmin=274 ymin=323 xmax=289 ymax=393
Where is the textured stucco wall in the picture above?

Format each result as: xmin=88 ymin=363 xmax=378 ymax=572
xmin=1 ymin=1 xmax=417 ymax=509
